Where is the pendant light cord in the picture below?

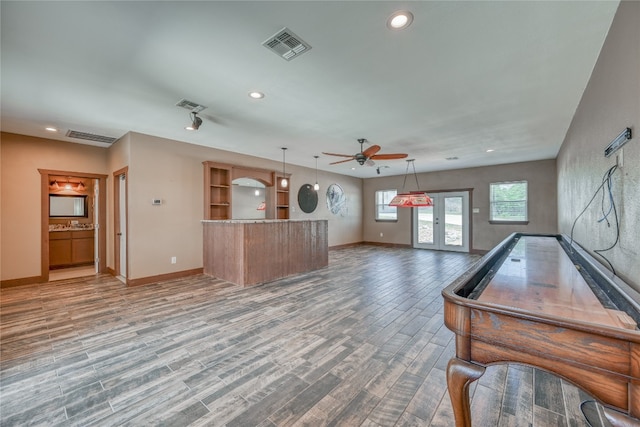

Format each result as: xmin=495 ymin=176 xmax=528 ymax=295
xmin=400 ymin=159 xmax=419 ymax=191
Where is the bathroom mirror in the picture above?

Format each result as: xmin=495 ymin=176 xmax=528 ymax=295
xmin=50 ymin=195 xmax=88 ymax=218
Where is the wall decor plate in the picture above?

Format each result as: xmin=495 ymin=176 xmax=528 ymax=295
xmin=297 ymin=184 xmax=318 ymax=213
xmin=326 ymin=183 xmax=347 ymax=216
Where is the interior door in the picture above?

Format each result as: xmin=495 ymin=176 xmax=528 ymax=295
xmin=413 ymin=191 xmax=469 ymax=252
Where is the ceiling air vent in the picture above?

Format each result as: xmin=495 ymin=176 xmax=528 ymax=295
xmin=66 ymin=130 xmax=119 ymax=144
xmin=263 ymin=27 xmax=311 ymax=61
xmin=175 ymin=99 xmax=207 ymax=113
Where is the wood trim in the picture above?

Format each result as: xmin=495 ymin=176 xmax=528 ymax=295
xmin=422 ymin=187 xmax=474 ymax=194
xmin=360 ymin=241 xmax=412 ymax=249
xmin=126 ymin=268 xmax=203 ymax=287
xmin=40 ymin=171 xmax=50 ymax=281
xmin=232 ymin=166 xmax=274 ymax=187
xmin=1 ymin=276 xmax=45 ymax=289
xmin=329 ymin=242 xmax=365 ymax=250
xmin=106 ymin=267 xmax=116 ymax=276
xmin=489 ymin=220 xmax=530 ymax=225
xmin=38 ymin=169 xmax=108 ymax=281
xmin=113 ymin=167 xmax=128 ymax=278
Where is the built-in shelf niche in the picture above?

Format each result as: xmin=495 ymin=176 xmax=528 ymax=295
xmin=203 ymin=162 xmax=290 ymax=220
xmin=275 ymin=173 xmax=290 ymax=220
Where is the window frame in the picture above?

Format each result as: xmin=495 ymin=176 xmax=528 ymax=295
xmin=489 ymin=180 xmax=529 ymax=224
xmin=375 ymin=189 xmax=398 ymax=222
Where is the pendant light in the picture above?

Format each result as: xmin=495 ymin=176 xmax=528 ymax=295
xmin=389 ymin=159 xmax=433 ymax=207
xmin=281 ymin=147 xmax=288 ymax=188
xmin=313 ymin=155 xmax=320 ymax=191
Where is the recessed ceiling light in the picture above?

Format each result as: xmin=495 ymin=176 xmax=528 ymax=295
xmin=248 ymin=91 xmax=265 ymax=99
xmin=351 ymin=167 xmax=356 ymax=170
xmin=486 ymin=149 xmax=495 ymax=153
xmin=387 ymin=11 xmax=414 ymax=30
xmin=45 ymin=127 xmax=58 ymax=132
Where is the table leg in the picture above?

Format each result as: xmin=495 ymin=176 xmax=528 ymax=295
xmin=447 ymin=357 xmax=486 ymax=427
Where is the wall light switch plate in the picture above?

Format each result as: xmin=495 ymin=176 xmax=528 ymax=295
xmin=473 ymin=208 xmax=480 ymax=213
xmin=152 ymin=199 xmax=162 ymax=205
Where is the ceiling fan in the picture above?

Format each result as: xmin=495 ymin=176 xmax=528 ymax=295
xmin=323 ymin=138 xmax=408 ymax=166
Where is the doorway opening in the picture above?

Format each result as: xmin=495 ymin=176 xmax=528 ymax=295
xmin=39 ymin=169 xmax=107 ymax=282
xmin=412 ymin=190 xmax=471 ymax=252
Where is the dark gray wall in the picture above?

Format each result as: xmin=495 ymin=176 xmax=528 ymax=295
xmin=557 ymin=1 xmax=639 ymax=290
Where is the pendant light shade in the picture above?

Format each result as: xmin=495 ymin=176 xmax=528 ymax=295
xmin=388 ymin=191 xmax=433 ymax=207
xmin=389 ymin=159 xmax=433 ymax=207
xmin=281 ymin=147 xmax=288 ymax=188
xmin=313 ymin=155 xmax=320 ymax=191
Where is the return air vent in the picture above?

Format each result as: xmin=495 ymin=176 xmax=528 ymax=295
xmin=263 ymin=27 xmax=311 ymax=61
xmin=66 ymin=130 xmax=119 ymax=144
xmin=175 ymin=99 xmax=207 ymax=113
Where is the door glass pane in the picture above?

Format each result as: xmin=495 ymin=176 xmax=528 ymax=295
xmin=417 ymin=206 xmax=434 ymax=244
xmin=444 ymin=197 xmax=462 ymax=246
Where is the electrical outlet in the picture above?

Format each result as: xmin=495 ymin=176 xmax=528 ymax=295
xmin=380 ymin=232 xmax=384 ymax=237
xmin=171 ymin=256 xmax=177 ymax=264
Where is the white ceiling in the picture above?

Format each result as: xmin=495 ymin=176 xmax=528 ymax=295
xmin=0 ymin=1 xmax=619 ymax=178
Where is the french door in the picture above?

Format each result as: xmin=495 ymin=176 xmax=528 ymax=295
xmin=412 ymin=191 xmax=469 ymax=252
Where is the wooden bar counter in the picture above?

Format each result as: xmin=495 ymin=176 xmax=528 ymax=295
xmin=202 ymin=219 xmax=328 ymax=287
xmin=442 ymin=233 xmax=640 ymax=427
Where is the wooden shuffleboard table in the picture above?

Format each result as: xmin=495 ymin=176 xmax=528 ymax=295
xmin=442 ymin=233 xmax=640 ymax=426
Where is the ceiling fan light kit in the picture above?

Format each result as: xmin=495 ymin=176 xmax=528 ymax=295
xmin=323 ymin=138 xmax=408 ymax=167
xmin=389 ymin=159 xmax=433 ymax=208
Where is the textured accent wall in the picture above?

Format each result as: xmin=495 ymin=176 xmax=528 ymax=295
xmin=557 ymin=1 xmax=639 ymax=291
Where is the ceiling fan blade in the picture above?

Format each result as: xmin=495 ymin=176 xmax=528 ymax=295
xmin=322 ymin=152 xmax=354 ymax=158
xmin=370 ymin=153 xmax=409 ymax=160
xmin=329 ymin=158 xmax=355 ymax=165
xmin=362 ymin=145 xmax=381 ymax=158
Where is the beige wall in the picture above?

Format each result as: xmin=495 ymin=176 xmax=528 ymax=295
xmin=1 ymin=131 xmax=363 ymax=283
xmin=557 ymin=1 xmax=639 ymax=291
xmin=0 ymin=133 xmax=109 ymax=281
xmin=122 ymin=132 xmax=362 ymax=279
xmin=362 ymin=159 xmax=557 ymax=251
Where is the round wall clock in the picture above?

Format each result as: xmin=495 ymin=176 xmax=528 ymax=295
xmin=297 ymin=184 xmax=318 ymax=213
xmin=326 ymin=183 xmax=347 ymax=216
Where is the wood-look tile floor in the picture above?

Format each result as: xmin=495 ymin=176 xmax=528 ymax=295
xmin=1 ymin=245 xmax=608 ymax=426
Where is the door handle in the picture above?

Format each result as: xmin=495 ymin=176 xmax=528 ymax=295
xmin=117 ymin=232 xmax=122 ymax=236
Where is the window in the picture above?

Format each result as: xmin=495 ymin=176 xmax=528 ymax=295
xmin=490 ymin=181 xmax=528 ymax=222
xmin=375 ymin=189 xmax=397 ymax=221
